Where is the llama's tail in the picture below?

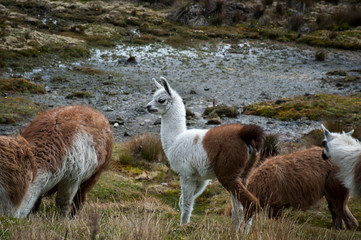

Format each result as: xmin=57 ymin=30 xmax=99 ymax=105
xmin=239 ymin=124 xmax=265 ymax=152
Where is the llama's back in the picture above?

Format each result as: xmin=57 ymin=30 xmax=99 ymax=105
xmin=0 ymin=136 xmax=36 ymax=214
xmin=21 ymin=105 xmax=113 ymax=190
xmin=247 ymin=146 xmax=334 ymax=210
xmin=202 ymin=124 xmax=264 ymax=173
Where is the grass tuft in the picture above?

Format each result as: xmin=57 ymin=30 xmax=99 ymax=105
xmin=203 ymin=105 xmax=239 ymax=118
xmin=261 ymin=133 xmax=280 ymax=161
xmin=315 ymin=49 xmax=326 ymax=61
xmin=0 ymin=78 xmax=46 ymax=94
xmin=0 ymin=97 xmax=45 ymax=124
xmin=114 ymin=133 xmax=167 ymax=170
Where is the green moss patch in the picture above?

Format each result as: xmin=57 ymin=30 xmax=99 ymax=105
xmin=0 ymin=96 xmax=45 ymax=124
xmin=243 ymin=93 xmax=361 ymax=125
xmin=0 ymin=78 xmax=46 ymax=94
xmin=203 ymin=105 xmax=239 ymax=119
xmin=296 ymin=30 xmax=361 ymax=50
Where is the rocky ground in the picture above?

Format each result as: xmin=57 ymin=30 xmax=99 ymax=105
xmin=0 ymin=0 xmax=360 ymax=146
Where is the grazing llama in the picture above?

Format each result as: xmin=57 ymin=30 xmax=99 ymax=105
xmin=0 ymin=105 xmax=113 ymax=217
xmin=321 ymin=124 xmax=361 ymax=198
xmin=146 ymin=77 xmax=264 ymax=226
xmin=226 ymin=146 xmax=358 ymax=230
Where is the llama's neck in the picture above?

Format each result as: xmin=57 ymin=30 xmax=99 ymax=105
xmin=160 ymin=97 xmax=187 ymax=153
xmin=331 ymin=143 xmax=361 ymax=164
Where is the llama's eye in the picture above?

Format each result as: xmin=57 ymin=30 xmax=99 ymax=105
xmin=158 ymin=99 xmax=166 ymax=104
xmin=322 ymin=140 xmax=327 ymax=147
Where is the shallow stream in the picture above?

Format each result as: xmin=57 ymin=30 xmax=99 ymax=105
xmin=1 ymin=39 xmax=361 ymax=143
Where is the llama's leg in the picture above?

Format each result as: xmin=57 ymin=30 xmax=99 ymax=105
xmin=15 ymin=192 xmax=42 ymax=218
xmin=341 ymin=205 xmax=359 ymax=230
xmin=178 ymin=194 xmax=183 ymax=212
xmin=30 ymin=197 xmax=42 ymax=214
xmin=216 ymin=173 xmax=259 ymax=222
xmin=244 ymin=216 xmax=253 ymax=234
xmin=241 ymin=141 xmax=258 ymax=182
xmin=71 ymin=169 xmax=105 ymax=217
xmin=14 ymin=177 xmax=46 ymax=218
xmin=0 ymin=186 xmax=16 ymax=216
xmin=231 ymin=195 xmax=244 ymax=230
xmin=55 ymin=181 xmax=81 ymax=217
xmin=194 ymin=179 xmax=210 ymax=198
xmin=325 ymin=173 xmax=359 ymax=230
xmin=179 ymin=177 xmax=209 ymax=225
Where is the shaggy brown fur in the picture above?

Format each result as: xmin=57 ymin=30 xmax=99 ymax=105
xmin=22 ymin=105 xmax=113 ymax=216
xmin=203 ymin=124 xmax=264 ymax=219
xmin=0 ymin=136 xmax=37 ymax=208
xmin=225 ymin=146 xmax=358 ymax=230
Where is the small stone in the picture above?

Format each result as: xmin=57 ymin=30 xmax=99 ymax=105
xmin=113 ymin=122 xmax=119 ymax=128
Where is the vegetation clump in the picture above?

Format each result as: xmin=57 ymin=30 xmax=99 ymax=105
xmin=243 ymin=93 xmax=361 ymax=125
xmin=114 ymin=133 xmax=168 ymax=170
xmin=65 ymin=91 xmax=92 ymax=99
xmin=0 ymin=78 xmax=46 ymax=94
xmin=315 ymin=49 xmax=326 ymax=61
xmin=260 ymin=133 xmax=280 ymax=161
xmin=203 ymin=105 xmax=239 ymax=118
xmin=0 ymin=97 xmax=45 ymax=124
xmin=326 ymin=70 xmax=347 ymax=76
xmin=186 ymin=108 xmax=197 ymax=120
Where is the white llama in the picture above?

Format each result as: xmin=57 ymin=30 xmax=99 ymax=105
xmin=146 ymin=77 xmax=264 ymax=226
xmin=321 ymin=124 xmax=361 ymax=198
xmin=0 ymin=105 xmax=113 ymax=217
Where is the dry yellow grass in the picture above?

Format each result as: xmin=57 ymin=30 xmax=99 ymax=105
xmin=2 ymin=134 xmax=361 ymax=239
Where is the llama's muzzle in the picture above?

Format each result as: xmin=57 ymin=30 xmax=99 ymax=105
xmin=146 ymin=105 xmax=158 ymax=113
xmin=322 ymin=150 xmax=329 ymax=160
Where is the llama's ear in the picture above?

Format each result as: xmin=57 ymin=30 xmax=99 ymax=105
xmin=321 ymin=124 xmax=333 ymax=141
xmin=160 ymin=77 xmax=172 ymax=96
xmin=153 ymin=78 xmax=163 ymax=89
xmin=346 ymin=129 xmax=354 ymax=136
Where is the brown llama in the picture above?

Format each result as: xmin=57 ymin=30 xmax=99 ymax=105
xmin=0 ymin=105 xmax=113 ymax=217
xmin=226 ymin=146 xmax=358 ymax=230
xmin=0 ymin=136 xmax=37 ymax=216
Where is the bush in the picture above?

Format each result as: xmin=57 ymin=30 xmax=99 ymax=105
xmin=116 ymin=134 xmax=168 ymax=170
xmin=261 ymin=133 xmax=280 ymax=161
xmin=315 ymin=49 xmax=326 ymax=61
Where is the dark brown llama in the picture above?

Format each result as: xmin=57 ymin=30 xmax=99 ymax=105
xmin=226 ymin=146 xmax=358 ymax=230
